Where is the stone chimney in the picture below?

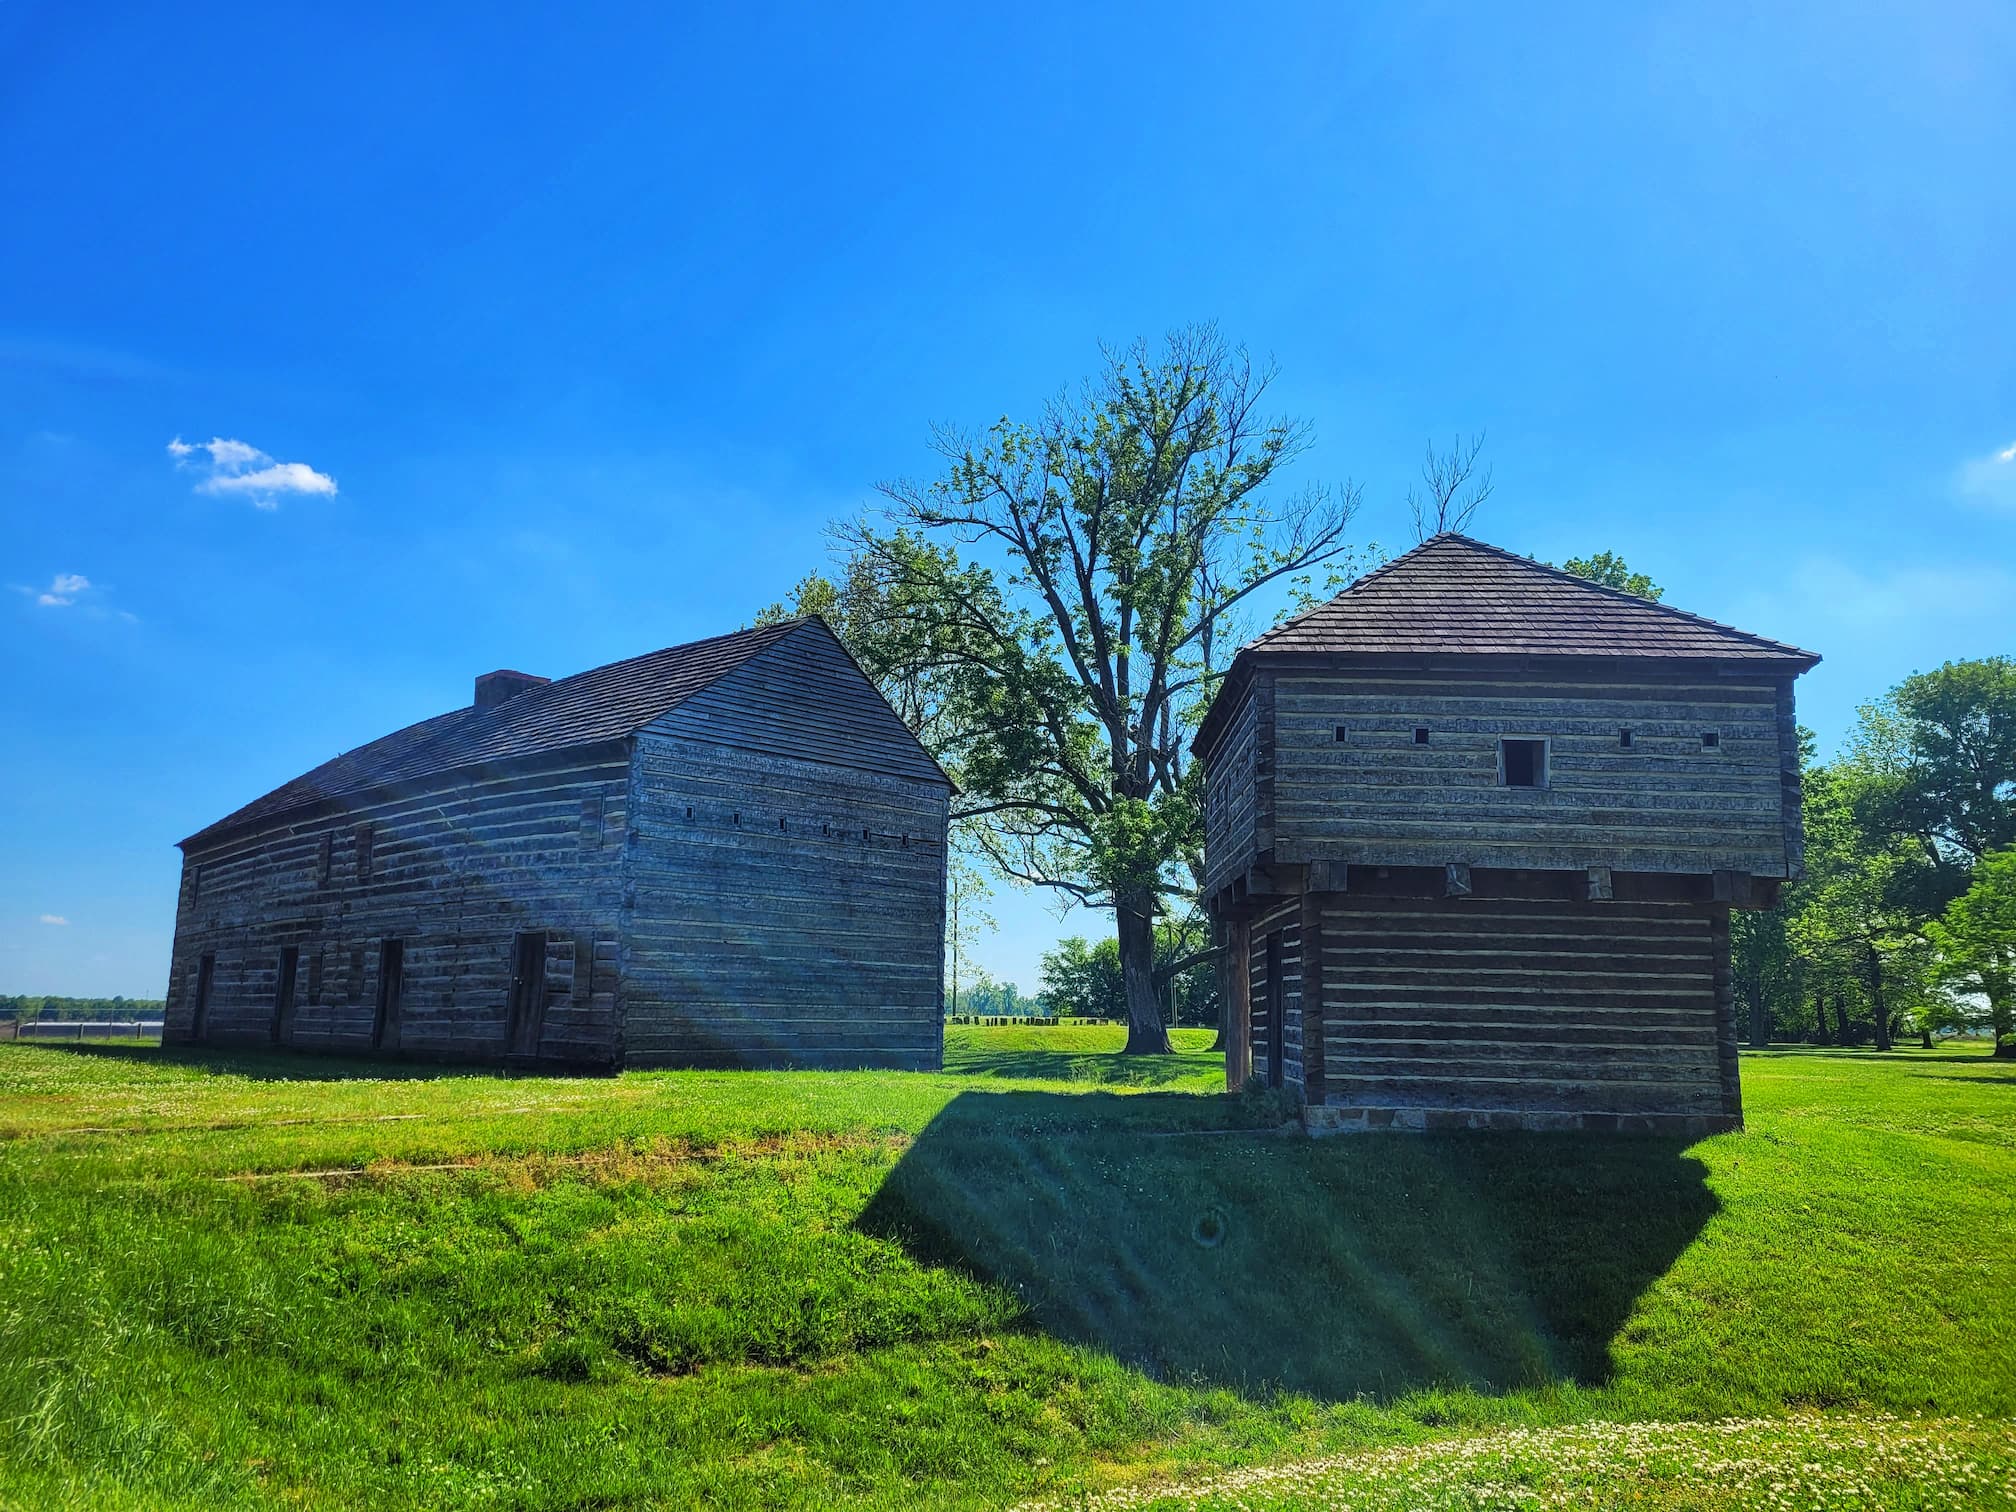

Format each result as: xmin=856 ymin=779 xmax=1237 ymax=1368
xmin=474 ymin=669 xmax=549 ymax=710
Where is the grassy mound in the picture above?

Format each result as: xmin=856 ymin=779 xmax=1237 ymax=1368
xmin=0 ymin=1028 xmax=2009 ymax=1508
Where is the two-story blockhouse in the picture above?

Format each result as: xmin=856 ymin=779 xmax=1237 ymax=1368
xmin=1193 ymin=535 xmax=1818 ymax=1133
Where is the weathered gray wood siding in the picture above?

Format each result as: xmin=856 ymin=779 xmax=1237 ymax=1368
xmin=1315 ymin=895 xmax=1737 ymax=1125
xmin=1246 ymin=897 xmax=1303 ymax=1091
xmin=650 ymin=620 xmax=949 ymax=785
xmin=1203 ymin=686 xmax=1262 ymax=894
xmin=163 ymin=747 xmax=629 ymax=1063
xmin=1272 ymin=668 xmax=1791 ymax=876
xmin=621 ymin=732 xmax=949 ymax=1068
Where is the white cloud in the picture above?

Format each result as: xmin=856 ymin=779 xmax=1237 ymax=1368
xmin=29 ymin=571 xmax=90 ymax=607
xmin=198 ymin=461 xmax=338 ymax=509
xmin=1957 ymin=440 xmax=2016 ymax=510
xmin=39 ymin=914 xmax=68 ymax=926
xmin=11 ymin=571 xmax=135 ymax=621
xmin=168 ymin=435 xmax=337 ymax=509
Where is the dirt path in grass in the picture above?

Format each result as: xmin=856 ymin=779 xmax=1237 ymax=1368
xmin=1018 ymin=1413 xmax=2016 ymax=1511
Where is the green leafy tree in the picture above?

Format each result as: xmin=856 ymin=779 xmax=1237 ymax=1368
xmin=1789 ymin=761 xmax=1929 ymax=1050
xmin=1926 ymin=847 xmax=2016 ymax=1057
xmin=842 ymin=326 xmax=1364 ymax=1052
xmin=1039 ymin=936 xmax=1126 ymax=1021
xmin=1556 ymin=551 xmax=1664 ymax=601
xmin=1851 ymin=658 xmax=2016 ymax=914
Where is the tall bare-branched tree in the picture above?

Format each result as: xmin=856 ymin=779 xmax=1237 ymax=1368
xmin=1406 ymin=432 xmax=1492 ymax=541
xmin=837 ymin=325 xmax=1361 ymax=1052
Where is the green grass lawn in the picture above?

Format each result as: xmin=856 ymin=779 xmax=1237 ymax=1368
xmin=0 ymin=1027 xmax=2010 ymax=1509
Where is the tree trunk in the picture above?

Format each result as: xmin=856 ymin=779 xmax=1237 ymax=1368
xmin=1832 ymin=994 xmax=1853 ymax=1047
xmin=1993 ymin=996 xmax=2015 ymax=1058
xmin=1813 ymin=990 xmax=1829 ymax=1045
xmin=1208 ymin=936 xmax=1228 ymax=1053
xmin=1866 ymin=947 xmax=1892 ymax=1053
xmin=1746 ymin=974 xmax=1770 ymax=1048
xmin=1116 ymin=900 xmax=1172 ymax=1054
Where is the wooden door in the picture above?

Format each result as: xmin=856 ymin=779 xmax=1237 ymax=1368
xmin=190 ymin=953 xmax=215 ymax=1042
xmin=506 ymin=932 xmax=547 ymax=1057
xmin=272 ymin=946 xmax=299 ymax=1045
xmin=371 ymin=939 xmax=404 ymax=1051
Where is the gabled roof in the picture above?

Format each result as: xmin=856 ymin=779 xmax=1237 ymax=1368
xmin=1194 ymin=534 xmax=1819 ymax=756
xmin=181 ymin=618 xmax=946 ymax=849
xmin=1252 ymin=534 xmax=1820 ymax=662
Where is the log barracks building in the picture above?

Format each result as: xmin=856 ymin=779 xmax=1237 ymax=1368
xmin=164 ymin=618 xmax=952 ymax=1070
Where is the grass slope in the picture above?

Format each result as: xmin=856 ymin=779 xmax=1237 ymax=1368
xmin=0 ymin=1028 xmax=2009 ymax=1509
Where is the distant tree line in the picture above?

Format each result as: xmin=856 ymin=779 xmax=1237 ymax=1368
xmin=1038 ymin=923 xmax=1222 ymax=1029
xmin=944 ymin=972 xmax=1034 ymax=1017
xmin=1736 ymin=657 xmax=2015 ymax=1054
xmin=1 ymin=995 xmax=164 ymax=1023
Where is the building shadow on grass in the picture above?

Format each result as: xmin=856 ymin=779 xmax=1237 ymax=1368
xmin=858 ymin=1089 xmax=1717 ymax=1403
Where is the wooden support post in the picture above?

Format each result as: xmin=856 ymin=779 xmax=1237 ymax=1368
xmin=1306 ymin=858 xmax=1345 ymax=894
xmin=1224 ymin=915 xmax=1252 ymax=1091
xmin=1712 ymin=869 xmax=1756 ymax=908
xmin=1444 ymin=862 xmax=1472 ymax=899
xmin=1711 ymin=905 xmax=1743 ymax=1124
xmin=1299 ymin=890 xmax=1325 ymax=1106
xmin=1245 ymin=863 xmax=1283 ymax=898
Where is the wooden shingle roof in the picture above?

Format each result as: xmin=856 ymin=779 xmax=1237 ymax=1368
xmin=181 ymin=618 xmax=945 ymax=849
xmin=1194 ymin=533 xmax=1818 ymax=756
xmin=1253 ymin=534 xmax=1819 ymax=662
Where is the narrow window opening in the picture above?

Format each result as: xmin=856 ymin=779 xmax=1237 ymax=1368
xmin=1701 ymin=731 xmax=1720 ymax=749
xmin=317 ymin=833 xmax=333 ymax=886
xmin=579 ymin=795 xmax=604 ymax=844
xmin=347 ymin=946 xmax=365 ymax=1003
xmin=306 ymin=950 xmax=324 ymax=1007
xmin=371 ymin=938 xmax=403 ymax=1051
xmin=354 ymin=823 xmax=374 ymax=882
xmin=272 ymin=946 xmax=299 ymax=1045
xmin=1333 ymin=724 xmax=1348 ymax=743
xmin=191 ymin=863 xmax=204 ymax=898
xmin=1499 ymin=738 xmax=1548 ymax=789
xmin=1619 ymin=728 xmax=1633 ymax=749
xmin=1413 ymin=727 xmax=1430 ymax=745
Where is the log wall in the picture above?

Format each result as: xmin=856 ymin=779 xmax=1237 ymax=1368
xmin=1203 ymin=687 xmax=1261 ymax=894
xmin=621 ymin=732 xmax=948 ymax=1069
xmin=1301 ymin=893 xmax=1741 ymax=1134
xmin=163 ymin=746 xmax=631 ymax=1063
xmin=1270 ymin=669 xmax=1794 ymax=876
xmin=1246 ymin=897 xmax=1302 ymax=1092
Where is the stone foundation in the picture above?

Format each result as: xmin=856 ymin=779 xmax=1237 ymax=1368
xmin=1302 ymin=1104 xmax=1743 ymax=1137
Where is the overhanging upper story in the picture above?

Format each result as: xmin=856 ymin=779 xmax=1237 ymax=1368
xmin=1193 ymin=536 xmax=1820 ymax=909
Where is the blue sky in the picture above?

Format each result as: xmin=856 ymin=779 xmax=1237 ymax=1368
xmin=3 ymin=2 xmax=2012 ymax=998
